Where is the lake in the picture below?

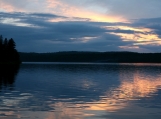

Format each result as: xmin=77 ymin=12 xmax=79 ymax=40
xmin=0 ymin=63 xmax=161 ymax=119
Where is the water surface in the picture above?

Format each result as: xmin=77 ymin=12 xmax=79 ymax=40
xmin=0 ymin=63 xmax=161 ymax=119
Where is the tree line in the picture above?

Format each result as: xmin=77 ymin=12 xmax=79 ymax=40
xmin=0 ymin=35 xmax=20 ymax=64
xmin=19 ymin=51 xmax=161 ymax=63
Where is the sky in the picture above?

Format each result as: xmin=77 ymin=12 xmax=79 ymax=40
xmin=0 ymin=0 xmax=161 ymax=52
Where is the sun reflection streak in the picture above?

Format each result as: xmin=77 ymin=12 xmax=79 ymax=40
xmin=85 ymin=71 xmax=161 ymax=112
xmin=45 ymin=69 xmax=161 ymax=118
xmin=90 ymin=72 xmax=160 ymax=108
xmin=1 ymin=67 xmax=161 ymax=119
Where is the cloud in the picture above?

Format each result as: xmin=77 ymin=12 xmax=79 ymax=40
xmin=1 ymin=0 xmax=161 ymax=22
xmin=84 ymin=0 xmax=161 ymax=19
xmin=0 ymin=0 xmax=127 ymax=22
xmin=46 ymin=0 xmax=161 ymax=19
xmin=1 ymin=11 xmax=161 ymax=52
xmin=0 ymin=0 xmax=48 ymax=12
xmin=0 ymin=12 xmax=130 ymax=52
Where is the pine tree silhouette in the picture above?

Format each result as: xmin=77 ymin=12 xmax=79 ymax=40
xmin=0 ymin=35 xmax=20 ymax=64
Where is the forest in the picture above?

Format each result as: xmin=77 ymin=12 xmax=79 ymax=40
xmin=0 ymin=35 xmax=20 ymax=64
xmin=1 ymin=34 xmax=161 ymax=63
xmin=19 ymin=51 xmax=161 ymax=63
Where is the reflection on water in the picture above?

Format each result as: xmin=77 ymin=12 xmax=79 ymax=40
xmin=0 ymin=63 xmax=161 ymax=119
xmin=84 ymin=70 xmax=161 ymax=112
xmin=0 ymin=64 xmax=19 ymax=90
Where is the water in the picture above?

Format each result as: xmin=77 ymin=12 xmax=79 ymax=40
xmin=0 ymin=63 xmax=161 ymax=119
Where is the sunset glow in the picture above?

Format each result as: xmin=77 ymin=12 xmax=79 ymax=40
xmin=0 ymin=0 xmax=161 ymax=52
xmin=42 ymin=69 xmax=161 ymax=118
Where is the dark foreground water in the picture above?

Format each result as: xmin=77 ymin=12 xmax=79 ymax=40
xmin=0 ymin=63 xmax=161 ymax=119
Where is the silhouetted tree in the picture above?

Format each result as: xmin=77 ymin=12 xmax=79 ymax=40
xmin=0 ymin=35 xmax=2 ymax=47
xmin=3 ymin=38 xmax=8 ymax=49
xmin=0 ymin=35 xmax=20 ymax=64
xmin=8 ymin=38 xmax=16 ymax=50
xmin=0 ymin=35 xmax=3 ymax=56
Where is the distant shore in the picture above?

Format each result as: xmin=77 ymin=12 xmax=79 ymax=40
xmin=19 ymin=51 xmax=161 ymax=63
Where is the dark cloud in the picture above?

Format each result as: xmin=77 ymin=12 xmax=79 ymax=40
xmin=139 ymin=45 xmax=161 ymax=53
xmin=1 ymin=12 xmax=161 ymax=52
xmin=29 ymin=13 xmax=65 ymax=18
xmin=131 ymin=17 xmax=161 ymax=37
xmin=131 ymin=17 xmax=161 ymax=28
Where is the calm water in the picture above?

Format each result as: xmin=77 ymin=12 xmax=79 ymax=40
xmin=0 ymin=63 xmax=161 ymax=119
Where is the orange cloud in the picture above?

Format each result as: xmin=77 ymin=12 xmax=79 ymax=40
xmin=0 ymin=1 xmax=24 ymax=12
xmin=113 ymin=32 xmax=161 ymax=45
xmin=0 ymin=2 xmax=17 ymax=12
xmin=107 ymin=26 xmax=161 ymax=47
xmin=108 ymin=26 xmax=152 ymax=32
xmin=46 ymin=0 xmax=127 ymax=23
xmin=0 ymin=0 xmax=127 ymax=23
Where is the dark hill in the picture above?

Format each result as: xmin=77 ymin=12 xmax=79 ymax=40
xmin=19 ymin=51 xmax=161 ymax=63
